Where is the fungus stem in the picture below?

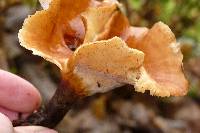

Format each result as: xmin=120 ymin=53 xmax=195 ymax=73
xmin=13 ymin=79 xmax=81 ymax=128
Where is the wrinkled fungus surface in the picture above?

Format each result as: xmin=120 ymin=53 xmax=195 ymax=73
xmin=19 ymin=0 xmax=188 ymax=97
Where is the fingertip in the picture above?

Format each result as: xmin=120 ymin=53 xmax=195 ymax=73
xmin=0 ymin=70 xmax=42 ymax=113
xmin=0 ymin=106 xmax=18 ymax=121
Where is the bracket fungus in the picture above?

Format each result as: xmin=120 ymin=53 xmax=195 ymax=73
xmin=15 ymin=0 xmax=188 ymax=128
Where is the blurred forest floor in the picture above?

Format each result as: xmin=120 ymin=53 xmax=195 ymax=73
xmin=0 ymin=0 xmax=200 ymax=133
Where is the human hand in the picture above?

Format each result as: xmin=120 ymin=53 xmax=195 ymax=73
xmin=0 ymin=70 xmax=57 ymax=133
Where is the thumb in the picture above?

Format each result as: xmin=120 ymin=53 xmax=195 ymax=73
xmin=14 ymin=126 xmax=58 ymax=133
xmin=0 ymin=113 xmax=14 ymax=133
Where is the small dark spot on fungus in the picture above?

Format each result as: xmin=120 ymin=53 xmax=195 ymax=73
xmin=97 ymin=82 xmax=101 ymax=87
xmin=68 ymin=44 xmax=78 ymax=51
xmin=136 ymin=74 xmax=140 ymax=80
xmin=64 ymin=33 xmax=83 ymax=51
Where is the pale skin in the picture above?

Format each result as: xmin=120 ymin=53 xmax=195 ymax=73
xmin=0 ymin=70 xmax=57 ymax=133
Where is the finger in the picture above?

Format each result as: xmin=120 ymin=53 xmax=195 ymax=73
xmin=0 ymin=70 xmax=41 ymax=113
xmin=0 ymin=113 xmax=14 ymax=133
xmin=0 ymin=106 xmax=18 ymax=121
xmin=0 ymin=106 xmax=30 ymax=121
xmin=14 ymin=126 xmax=57 ymax=133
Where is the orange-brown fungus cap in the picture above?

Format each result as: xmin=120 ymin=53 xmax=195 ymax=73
xmin=82 ymin=0 xmax=118 ymax=43
xmin=87 ymin=8 xmax=188 ymax=96
xmin=19 ymin=0 xmax=91 ymax=69
xmin=67 ymin=37 xmax=144 ymax=95
xmin=131 ymin=22 xmax=188 ymax=96
xmin=97 ymin=11 xmax=130 ymax=41
xmin=19 ymin=0 xmax=188 ymax=97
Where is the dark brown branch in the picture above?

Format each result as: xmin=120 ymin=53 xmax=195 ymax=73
xmin=13 ymin=79 xmax=82 ymax=128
